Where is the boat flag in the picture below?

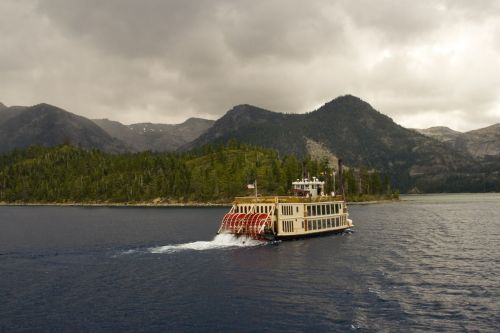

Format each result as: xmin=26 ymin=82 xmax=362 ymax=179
xmin=247 ymin=183 xmax=255 ymax=189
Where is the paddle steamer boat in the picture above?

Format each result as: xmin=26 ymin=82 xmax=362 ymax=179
xmin=217 ymin=161 xmax=353 ymax=240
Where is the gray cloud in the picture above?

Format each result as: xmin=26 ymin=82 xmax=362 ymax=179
xmin=0 ymin=0 xmax=499 ymax=130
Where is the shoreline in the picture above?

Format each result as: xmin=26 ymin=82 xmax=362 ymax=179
xmin=0 ymin=202 xmax=232 ymax=208
xmin=0 ymin=199 xmax=399 ymax=207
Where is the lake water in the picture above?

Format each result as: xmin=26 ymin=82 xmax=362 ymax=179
xmin=1 ymin=194 xmax=499 ymax=332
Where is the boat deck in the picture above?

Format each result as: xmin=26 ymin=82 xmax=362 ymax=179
xmin=233 ymin=195 xmax=345 ymax=204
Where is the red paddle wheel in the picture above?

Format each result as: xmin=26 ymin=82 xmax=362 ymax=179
xmin=218 ymin=212 xmax=273 ymax=240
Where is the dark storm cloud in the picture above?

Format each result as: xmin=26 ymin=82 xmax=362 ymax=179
xmin=0 ymin=0 xmax=499 ymax=130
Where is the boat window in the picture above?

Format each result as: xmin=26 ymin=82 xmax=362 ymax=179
xmin=326 ymin=205 xmax=330 ymax=215
xmin=322 ymin=205 xmax=326 ymax=215
xmin=307 ymin=220 xmax=312 ymax=231
xmin=307 ymin=205 xmax=311 ymax=216
xmin=296 ymin=206 xmax=299 ymax=213
xmin=312 ymin=205 xmax=316 ymax=216
xmin=302 ymin=221 xmax=304 ymax=229
xmin=322 ymin=220 xmax=326 ymax=229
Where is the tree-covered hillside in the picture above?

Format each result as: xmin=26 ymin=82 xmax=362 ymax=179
xmin=0 ymin=143 xmax=396 ymax=203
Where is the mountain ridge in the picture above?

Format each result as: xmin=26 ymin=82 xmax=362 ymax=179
xmin=92 ymin=117 xmax=214 ymax=152
xmin=1 ymin=96 xmax=499 ymax=192
xmin=0 ymin=103 xmax=127 ymax=153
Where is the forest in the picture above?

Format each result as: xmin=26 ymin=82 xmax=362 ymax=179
xmin=0 ymin=142 xmax=398 ymax=203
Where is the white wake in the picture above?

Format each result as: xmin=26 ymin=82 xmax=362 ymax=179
xmin=148 ymin=233 xmax=265 ymax=254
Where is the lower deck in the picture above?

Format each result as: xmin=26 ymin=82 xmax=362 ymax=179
xmin=278 ymin=213 xmax=351 ymax=237
xmin=276 ymin=225 xmax=351 ymax=240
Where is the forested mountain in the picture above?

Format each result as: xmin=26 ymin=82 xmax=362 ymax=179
xmin=92 ymin=117 xmax=214 ymax=152
xmin=0 ymin=144 xmax=396 ymax=203
xmin=1 ymin=97 xmax=499 ymax=193
xmin=0 ymin=103 xmax=127 ymax=153
xmin=184 ymin=95 xmax=480 ymax=191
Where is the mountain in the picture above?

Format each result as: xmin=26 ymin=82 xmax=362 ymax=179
xmin=413 ymin=126 xmax=462 ymax=143
xmin=416 ymin=124 xmax=500 ymax=158
xmin=0 ymin=103 xmax=127 ymax=153
xmin=184 ymin=95 xmax=477 ymax=191
xmin=92 ymin=117 xmax=214 ymax=152
xmin=462 ymin=124 xmax=500 ymax=157
xmin=1 ymin=97 xmax=498 ymax=192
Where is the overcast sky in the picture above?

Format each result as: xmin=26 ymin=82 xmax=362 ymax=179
xmin=1 ymin=0 xmax=500 ymax=131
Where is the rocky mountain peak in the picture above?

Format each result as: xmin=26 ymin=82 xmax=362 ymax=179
xmin=414 ymin=126 xmax=462 ymax=143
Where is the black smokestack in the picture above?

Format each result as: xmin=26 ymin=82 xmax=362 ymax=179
xmin=338 ymin=159 xmax=345 ymax=198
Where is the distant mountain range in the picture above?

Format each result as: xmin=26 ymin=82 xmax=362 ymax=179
xmin=414 ymin=125 xmax=500 ymax=158
xmin=92 ymin=117 xmax=214 ymax=152
xmin=1 ymin=96 xmax=499 ymax=192
xmin=0 ymin=102 xmax=214 ymax=153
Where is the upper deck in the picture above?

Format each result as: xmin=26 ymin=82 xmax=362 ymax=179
xmin=233 ymin=195 xmax=345 ymax=204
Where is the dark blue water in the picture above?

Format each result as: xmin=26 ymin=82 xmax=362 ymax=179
xmin=1 ymin=194 xmax=499 ymax=332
